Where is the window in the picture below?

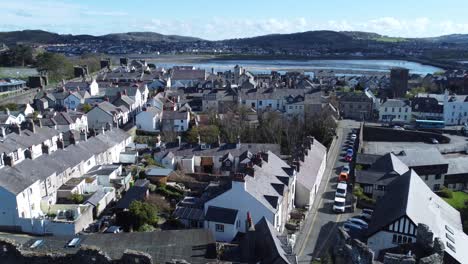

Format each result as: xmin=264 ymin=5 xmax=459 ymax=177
xmin=385 ymin=107 xmax=388 ymax=112
xmin=405 ymin=108 xmax=408 ymax=113
xmin=392 ymin=234 xmax=397 ymax=244
xmin=392 ymin=108 xmax=395 ymax=112
xmin=424 ymin=175 xmax=429 ymax=181
xmin=435 ymin=174 xmax=441 ymax=180
xmin=251 ymin=103 xmax=255 ymax=108
xmin=180 ymin=120 xmax=183 ymax=123
xmin=408 ymin=237 xmax=412 ymax=243
xmin=376 ymin=185 xmax=385 ymax=191
xmin=403 ymin=236 xmax=408 ymax=243
xmin=397 ymin=235 xmax=402 ymax=243
xmin=434 ymin=184 xmax=441 ymax=191
xmin=399 ymin=108 xmax=402 ymax=112
xmin=259 ymin=101 xmax=263 ymax=106
xmin=215 ymin=224 xmax=224 ymax=232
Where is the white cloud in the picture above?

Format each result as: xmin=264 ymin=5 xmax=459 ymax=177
xmin=2 ymin=3 xmax=468 ymax=40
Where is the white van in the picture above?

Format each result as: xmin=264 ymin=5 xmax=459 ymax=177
xmin=333 ymin=197 xmax=346 ymax=213
xmin=336 ymin=182 xmax=347 ymax=198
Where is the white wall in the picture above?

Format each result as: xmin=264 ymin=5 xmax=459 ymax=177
xmin=205 ymin=219 xmax=239 ymax=242
xmin=204 ymin=181 xmax=275 ymax=241
xmin=0 ymin=187 xmax=19 ymax=227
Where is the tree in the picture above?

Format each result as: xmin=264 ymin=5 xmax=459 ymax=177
xmin=81 ymin=103 xmax=93 ymax=113
xmin=0 ymin=103 xmax=18 ymax=111
xmin=186 ymin=125 xmax=220 ymax=144
xmin=36 ymin=52 xmax=73 ymax=82
xmin=0 ymin=45 xmax=34 ymax=67
xmin=129 ymin=201 xmax=159 ymax=230
xmin=70 ymin=193 xmax=84 ymax=204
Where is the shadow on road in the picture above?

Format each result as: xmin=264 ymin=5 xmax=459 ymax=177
xmin=322 ymin=191 xmax=335 ymax=200
xmin=306 ymin=221 xmax=339 ymax=259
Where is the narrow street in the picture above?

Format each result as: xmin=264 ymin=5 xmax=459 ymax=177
xmin=295 ymin=120 xmax=361 ymax=263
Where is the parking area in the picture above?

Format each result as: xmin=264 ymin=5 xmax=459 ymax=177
xmin=296 ymin=121 xmax=370 ymax=263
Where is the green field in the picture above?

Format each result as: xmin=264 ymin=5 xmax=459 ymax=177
xmin=0 ymin=67 xmax=37 ymax=79
xmin=444 ymin=191 xmax=468 ymax=210
xmin=374 ymin=36 xmax=407 ymax=43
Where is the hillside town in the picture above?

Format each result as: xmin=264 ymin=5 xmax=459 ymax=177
xmin=0 ymin=55 xmax=467 ymax=264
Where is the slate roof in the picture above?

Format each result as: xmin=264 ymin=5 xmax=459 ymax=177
xmin=145 ymin=167 xmax=172 ymax=177
xmin=367 ymin=169 xmax=468 ymax=263
xmin=205 ymin=206 xmax=238 ymax=224
xmin=172 ymin=69 xmax=206 ymax=81
xmin=445 ymin=156 xmax=468 ymax=175
xmin=255 ymin=217 xmax=296 ymax=264
xmin=370 ymin=153 xmax=409 ymax=175
xmin=155 ymin=143 xmax=280 ymax=161
xmin=243 ymin=151 xmax=292 ymax=213
xmin=162 ymin=111 xmax=189 ymax=120
xmin=296 ymin=138 xmax=327 ymax=191
xmin=0 ymin=126 xmax=60 ymax=154
xmin=394 ymin=148 xmax=447 ymax=167
xmin=0 ymin=129 xmax=130 ymax=194
xmin=114 ymin=186 xmax=147 ymax=210
xmin=380 ymin=99 xmax=410 ymax=108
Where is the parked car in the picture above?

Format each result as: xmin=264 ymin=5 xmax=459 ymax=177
xmin=431 ymin=138 xmax=439 ymax=144
xmin=350 ymin=134 xmax=357 ymax=140
xmin=339 ymin=172 xmax=349 ymax=182
xmin=346 ymin=148 xmax=354 ymax=156
xmin=345 ymin=154 xmax=353 ymax=162
xmin=393 ymin=125 xmax=405 ymax=130
xmin=343 ymin=222 xmax=366 ymax=240
xmin=360 ymin=209 xmax=373 ymax=220
xmin=66 ymin=237 xmax=81 ymax=248
xmin=104 ymin=226 xmax=123 ymax=234
xmin=355 ymin=213 xmax=371 ymax=222
xmin=343 ymin=222 xmax=364 ymax=232
xmin=341 ymin=165 xmax=350 ymax=174
xmin=362 ymin=208 xmax=374 ymax=215
xmin=346 ymin=217 xmax=369 ymax=229
xmin=336 ymin=182 xmax=347 ymax=198
xmin=333 ymin=197 xmax=346 ymax=213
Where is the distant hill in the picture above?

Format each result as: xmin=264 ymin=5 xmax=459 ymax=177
xmin=3 ymin=29 xmax=468 ymax=48
xmin=0 ymin=30 xmax=202 ymax=45
xmin=0 ymin=30 xmax=63 ymax=45
xmin=102 ymin=32 xmax=202 ymax=42
xmin=425 ymin=34 xmax=468 ymax=44
xmin=224 ymin=30 xmax=357 ymax=48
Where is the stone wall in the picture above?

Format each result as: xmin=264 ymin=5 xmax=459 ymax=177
xmin=362 ymin=126 xmax=450 ymax=144
xmin=0 ymin=238 xmax=153 ymax=264
xmin=333 ymin=227 xmax=375 ymax=264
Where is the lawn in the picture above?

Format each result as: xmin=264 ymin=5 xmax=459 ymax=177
xmin=443 ymin=191 xmax=468 ymax=210
xmin=0 ymin=67 xmax=37 ymax=78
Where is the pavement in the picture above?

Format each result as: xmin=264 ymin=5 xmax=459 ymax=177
xmin=294 ymin=120 xmax=361 ymax=263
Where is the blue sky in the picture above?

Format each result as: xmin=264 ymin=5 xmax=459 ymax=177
xmin=2 ymin=0 xmax=468 ymax=40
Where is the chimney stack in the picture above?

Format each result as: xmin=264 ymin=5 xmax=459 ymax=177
xmin=80 ymin=129 xmax=88 ymax=141
xmin=29 ymin=119 xmax=36 ymax=133
xmin=0 ymin=127 xmax=6 ymax=138
xmin=242 ymin=211 xmax=256 ymax=263
xmin=156 ymin=134 xmax=162 ymax=148
xmin=101 ymin=126 xmax=106 ymax=135
xmin=11 ymin=124 xmax=21 ymax=135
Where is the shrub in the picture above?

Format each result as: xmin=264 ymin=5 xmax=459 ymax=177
xmin=148 ymin=183 xmax=157 ymax=192
xmin=129 ymin=201 xmax=159 ymax=229
xmin=138 ymin=223 xmax=156 ymax=232
xmin=70 ymin=193 xmax=84 ymax=204
xmin=438 ymin=187 xmax=453 ymax=199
